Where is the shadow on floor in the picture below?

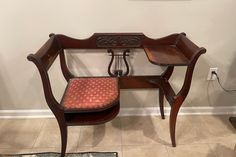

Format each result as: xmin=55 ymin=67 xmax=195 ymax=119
xmin=208 ymin=143 xmax=236 ymax=157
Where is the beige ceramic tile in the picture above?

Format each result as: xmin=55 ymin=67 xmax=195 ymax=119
xmin=121 ymin=116 xmax=151 ymax=145
xmin=0 ymin=115 xmax=235 ymax=157
xmin=121 ymin=115 xmax=194 ymax=146
xmin=38 ymin=118 xmax=81 ymax=132
xmin=174 ymin=118 xmax=202 ymax=145
xmin=155 ymin=115 xmax=202 ymax=146
xmin=77 ymin=146 xmax=122 ymax=157
xmin=158 ymin=115 xmax=195 ymax=143
xmin=122 ymin=145 xmax=168 ymax=157
xmin=184 ymin=115 xmax=236 ymax=144
xmin=156 ymin=115 xmax=236 ymax=145
xmin=0 ymin=119 xmax=45 ymax=149
xmin=121 ymin=116 xmax=171 ymax=146
xmin=203 ymin=115 xmax=235 ymax=133
xmin=167 ymin=144 xmax=216 ymax=157
xmin=39 ymin=118 xmax=59 ymax=130
xmin=78 ymin=118 xmax=121 ymax=147
xmin=33 ymin=119 xmax=80 ymax=152
xmin=0 ymin=148 xmax=32 ymax=154
xmin=196 ymin=115 xmax=234 ymax=131
xmin=132 ymin=115 xmax=234 ymax=146
xmin=138 ymin=116 xmax=171 ymax=145
xmin=209 ymin=142 xmax=236 ymax=157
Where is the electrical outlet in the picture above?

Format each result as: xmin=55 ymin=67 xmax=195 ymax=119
xmin=207 ymin=67 xmax=218 ymax=80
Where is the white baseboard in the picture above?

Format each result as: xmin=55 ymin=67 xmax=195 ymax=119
xmin=0 ymin=106 xmax=236 ymax=119
xmin=0 ymin=110 xmax=54 ymax=119
xmin=119 ymin=106 xmax=236 ymax=116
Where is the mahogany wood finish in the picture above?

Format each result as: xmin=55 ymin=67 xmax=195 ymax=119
xmin=144 ymin=46 xmax=190 ymax=66
xmin=27 ymin=32 xmax=206 ymax=156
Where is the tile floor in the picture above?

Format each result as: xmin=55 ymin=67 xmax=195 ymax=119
xmin=0 ymin=115 xmax=235 ymax=157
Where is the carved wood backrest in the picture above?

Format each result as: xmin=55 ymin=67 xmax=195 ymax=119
xmin=55 ymin=33 xmax=181 ymax=49
xmin=27 ymin=33 xmax=206 ymax=111
xmin=55 ymin=33 xmax=205 ymax=61
xmin=55 ymin=33 xmax=187 ymax=80
xmin=28 ymin=32 xmax=204 ymax=73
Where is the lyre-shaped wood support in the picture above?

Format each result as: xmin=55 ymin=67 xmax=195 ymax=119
xmin=107 ymin=49 xmax=130 ymax=77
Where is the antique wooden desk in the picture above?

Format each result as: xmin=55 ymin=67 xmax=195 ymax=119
xmin=29 ymin=32 xmax=206 ymax=148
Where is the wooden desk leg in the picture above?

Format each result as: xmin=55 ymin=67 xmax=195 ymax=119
xmin=159 ymin=89 xmax=165 ymax=119
xmin=55 ymin=113 xmax=68 ymax=157
xmin=168 ymin=53 xmax=202 ymax=147
xmin=229 ymin=117 xmax=236 ymax=129
xmin=58 ymin=122 xmax=67 ymax=157
xmin=170 ymin=98 xmax=183 ymax=147
xmin=159 ymin=66 xmax=174 ymax=119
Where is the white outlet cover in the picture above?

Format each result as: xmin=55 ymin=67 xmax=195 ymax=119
xmin=207 ymin=67 xmax=218 ymax=80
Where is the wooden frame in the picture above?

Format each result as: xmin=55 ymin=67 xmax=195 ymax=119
xmin=27 ymin=32 xmax=206 ymax=156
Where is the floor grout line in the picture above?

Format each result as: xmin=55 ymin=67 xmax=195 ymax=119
xmin=207 ymin=143 xmax=219 ymax=157
xmin=31 ymin=118 xmax=48 ymax=150
xmin=69 ymin=126 xmax=81 ymax=152
xmin=164 ymin=145 xmax=171 ymax=157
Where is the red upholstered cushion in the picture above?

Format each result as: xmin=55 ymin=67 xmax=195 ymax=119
xmin=61 ymin=77 xmax=119 ymax=112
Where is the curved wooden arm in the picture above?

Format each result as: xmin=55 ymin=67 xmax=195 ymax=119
xmin=27 ymin=54 xmax=62 ymax=112
xmin=27 ymin=34 xmax=63 ymax=112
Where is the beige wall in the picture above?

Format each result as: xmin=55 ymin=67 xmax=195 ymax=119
xmin=0 ymin=0 xmax=236 ymax=110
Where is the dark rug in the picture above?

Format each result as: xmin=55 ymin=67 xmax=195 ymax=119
xmin=0 ymin=152 xmax=118 ymax=157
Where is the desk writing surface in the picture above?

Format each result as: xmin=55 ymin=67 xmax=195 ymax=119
xmin=144 ymin=45 xmax=190 ymax=66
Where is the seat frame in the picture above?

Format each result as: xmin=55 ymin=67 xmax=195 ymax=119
xmin=27 ymin=34 xmax=120 ymax=157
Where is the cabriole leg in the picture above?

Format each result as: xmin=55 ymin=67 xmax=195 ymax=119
xmin=159 ymin=66 xmax=174 ymax=120
xmin=168 ymin=55 xmax=202 ymax=147
xmin=169 ymin=98 xmax=183 ymax=147
xmin=169 ymin=105 xmax=179 ymax=147
xmin=58 ymin=122 xmax=68 ymax=157
xmin=159 ymin=89 xmax=165 ymax=119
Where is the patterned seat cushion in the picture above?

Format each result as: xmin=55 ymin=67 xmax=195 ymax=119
xmin=61 ymin=77 xmax=119 ymax=112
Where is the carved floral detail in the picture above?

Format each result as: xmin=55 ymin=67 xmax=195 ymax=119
xmin=96 ymin=36 xmax=142 ymax=47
